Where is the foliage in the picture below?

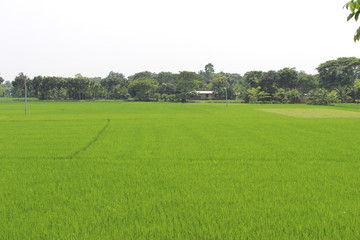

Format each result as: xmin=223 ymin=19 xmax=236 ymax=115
xmin=209 ymin=73 xmax=239 ymax=100
xmin=259 ymin=70 xmax=278 ymax=94
xmin=274 ymin=88 xmax=301 ymax=103
xmin=247 ymin=87 xmax=270 ymax=103
xmin=176 ymin=71 xmax=201 ymax=102
xmin=6 ymin=58 xmax=360 ymax=103
xmin=101 ymin=71 xmax=127 ymax=99
xmin=277 ymin=67 xmax=298 ymax=89
xmin=297 ymin=71 xmax=318 ymax=93
xmin=204 ymin=63 xmax=214 ymax=82
xmin=128 ymin=71 xmax=155 ymax=81
xmin=154 ymin=72 xmax=177 ymax=85
xmin=67 ymin=77 xmax=91 ymax=100
xmin=12 ymin=73 xmax=30 ymax=97
xmin=344 ymin=0 xmax=360 ymax=41
xmin=159 ymin=93 xmax=178 ymax=102
xmin=242 ymin=71 xmax=263 ymax=88
xmin=204 ymin=63 xmax=215 ymax=74
xmin=156 ymin=83 xmax=177 ymax=95
xmin=210 ymin=76 xmax=228 ymax=97
xmin=354 ymin=79 xmax=360 ymax=89
xmin=0 ymin=81 xmax=13 ymax=97
xmin=352 ymin=79 xmax=360 ymax=101
xmin=128 ymin=78 xmax=158 ymax=101
xmin=234 ymin=84 xmax=249 ymax=102
xmin=114 ymin=85 xmax=130 ymax=99
xmin=199 ymin=63 xmax=215 ymax=84
xmin=316 ymin=57 xmax=360 ymax=90
xmin=284 ymin=89 xmax=301 ymax=103
xmin=274 ymin=88 xmax=287 ymax=103
xmin=328 ymin=90 xmax=340 ymax=103
xmin=335 ymin=86 xmax=352 ymax=103
xmin=0 ymin=76 xmax=5 ymax=96
xmin=307 ymin=88 xmax=332 ymax=105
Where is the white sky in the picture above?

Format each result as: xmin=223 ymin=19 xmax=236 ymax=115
xmin=0 ymin=0 xmax=359 ymax=81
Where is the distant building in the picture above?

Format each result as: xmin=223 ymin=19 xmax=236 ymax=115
xmin=192 ymin=91 xmax=216 ymax=100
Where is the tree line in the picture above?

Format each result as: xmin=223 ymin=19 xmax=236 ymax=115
xmin=1 ymin=57 xmax=360 ymax=104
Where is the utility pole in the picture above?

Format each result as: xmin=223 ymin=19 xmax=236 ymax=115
xmin=225 ymin=87 xmax=228 ymax=107
xmin=24 ymin=77 xmax=27 ymax=115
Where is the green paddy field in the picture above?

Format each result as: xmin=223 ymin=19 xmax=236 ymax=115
xmin=1 ymin=101 xmax=360 ymax=239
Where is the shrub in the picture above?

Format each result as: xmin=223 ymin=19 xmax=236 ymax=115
xmin=307 ymin=88 xmax=331 ymax=105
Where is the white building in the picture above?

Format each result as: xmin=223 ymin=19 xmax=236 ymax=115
xmin=194 ymin=91 xmax=215 ymax=99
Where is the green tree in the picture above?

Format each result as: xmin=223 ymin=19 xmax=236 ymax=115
xmin=259 ymin=70 xmax=279 ymax=94
xmin=247 ymin=87 xmax=270 ymax=103
xmin=344 ymin=1 xmax=360 ymax=41
xmin=211 ymin=76 xmax=229 ymax=98
xmin=316 ymin=57 xmax=360 ymax=89
xmin=1 ymin=81 xmax=13 ymax=97
xmin=157 ymin=83 xmax=176 ymax=95
xmin=176 ymin=71 xmax=201 ymax=102
xmin=37 ymin=77 xmax=62 ymax=100
xmin=353 ymin=79 xmax=360 ymax=101
xmin=297 ymin=71 xmax=318 ymax=93
xmin=274 ymin=88 xmax=287 ymax=103
xmin=0 ymin=77 xmax=4 ymax=97
xmin=101 ymin=71 xmax=127 ymax=99
xmin=12 ymin=73 xmax=30 ymax=97
xmin=328 ymin=90 xmax=339 ymax=103
xmin=277 ymin=68 xmax=298 ymax=89
xmin=199 ymin=63 xmax=215 ymax=84
xmin=205 ymin=63 xmax=214 ymax=74
xmin=242 ymin=71 xmax=263 ymax=88
xmin=274 ymin=88 xmax=301 ymax=103
xmin=335 ymin=86 xmax=352 ymax=102
xmin=66 ymin=77 xmax=91 ymax=100
xmin=32 ymin=76 xmax=43 ymax=99
xmin=307 ymin=88 xmax=331 ymax=105
xmin=355 ymin=79 xmax=360 ymax=89
xmin=89 ymin=81 xmax=105 ymax=99
xmin=154 ymin=72 xmax=177 ymax=85
xmin=114 ymin=85 xmax=130 ymax=99
xmin=204 ymin=63 xmax=215 ymax=82
xmin=284 ymin=89 xmax=301 ymax=103
xmin=128 ymin=71 xmax=155 ymax=81
xmin=128 ymin=78 xmax=158 ymax=101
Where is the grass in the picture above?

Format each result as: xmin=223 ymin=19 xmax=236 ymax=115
xmin=0 ymin=97 xmax=39 ymax=101
xmin=1 ymin=102 xmax=360 ymax=239
xmin=259 ymin=108 xmax=360 ymax=118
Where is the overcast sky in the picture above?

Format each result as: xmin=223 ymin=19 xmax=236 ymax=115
xmin=0 ymin=0 xmax=359 ymax=81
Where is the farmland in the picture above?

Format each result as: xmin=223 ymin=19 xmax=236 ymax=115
xmin=1 ymin=101 xmax=360 ymax=239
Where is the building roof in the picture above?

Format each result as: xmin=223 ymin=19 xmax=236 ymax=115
xmin=195 ymin=91 xmax=214 ymax=94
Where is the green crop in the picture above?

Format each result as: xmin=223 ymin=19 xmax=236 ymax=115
xmin=1 ymin=101 xmax=360 ymax=239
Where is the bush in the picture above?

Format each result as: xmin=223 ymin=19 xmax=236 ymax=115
xmin=285 ymin=89 xmax=301 ymax=103
xmin=248 ymin=87 xmax=271 ymax=103
xmin=307 ymin=88 xmax=331 ymax=105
